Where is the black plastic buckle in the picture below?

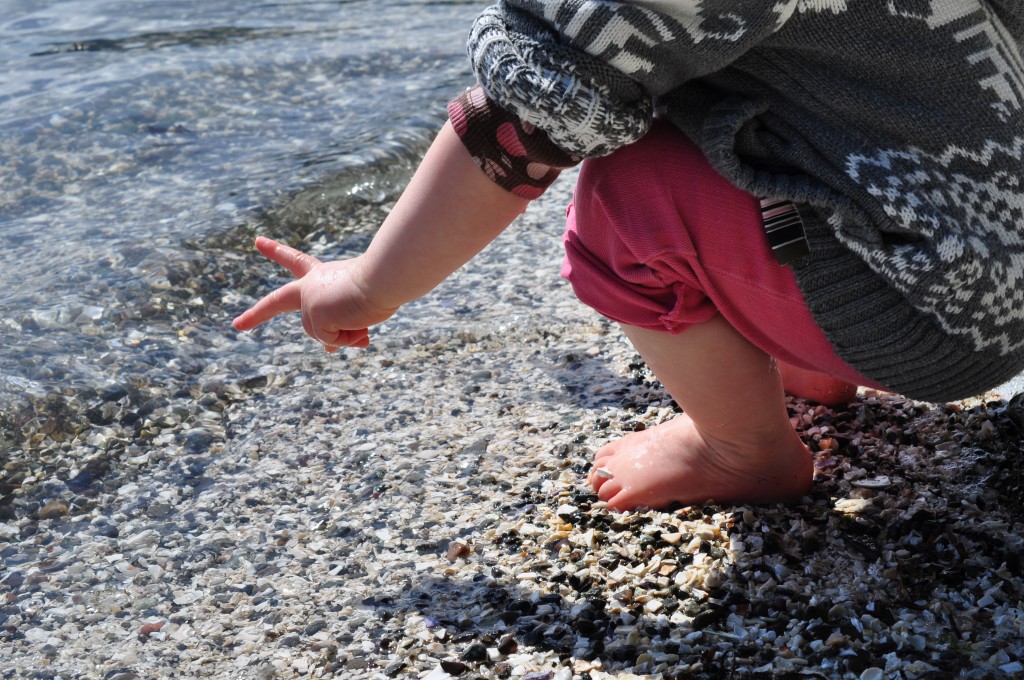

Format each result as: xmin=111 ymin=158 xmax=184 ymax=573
xmin=760 ymin=198 xmax=809 ymax=265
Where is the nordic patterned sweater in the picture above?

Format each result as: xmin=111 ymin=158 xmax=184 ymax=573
xmin=450 ymin=0 xmax=1024 ymax=403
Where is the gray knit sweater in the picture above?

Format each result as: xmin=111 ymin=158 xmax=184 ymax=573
xmin=466 ymin=0 xmax=1024 ymax=402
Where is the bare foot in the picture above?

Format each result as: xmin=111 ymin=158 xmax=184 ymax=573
xmin=588 ymin=414 xmax=812 ymax=510
xmin=777 ymin=360 xmax=858 ymax=407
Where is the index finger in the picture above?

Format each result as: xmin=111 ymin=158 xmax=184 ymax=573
xmin=232 ymin=279 xmax=302 ymax=331
xmin=255 ymin=236 xmax=322 ymax=278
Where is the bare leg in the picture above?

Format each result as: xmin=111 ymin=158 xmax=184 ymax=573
xmin=589 ymin=315 xmax=812 ymax=510
xmin=776 ymin=360 xmax=858 ymax=406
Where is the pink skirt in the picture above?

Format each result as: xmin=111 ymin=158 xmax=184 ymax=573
xmin=561 ymin=120 xmax=882 ymax=389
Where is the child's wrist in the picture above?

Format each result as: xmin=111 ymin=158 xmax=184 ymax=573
xmin=352 ymin=252 xmax=410 ymax=313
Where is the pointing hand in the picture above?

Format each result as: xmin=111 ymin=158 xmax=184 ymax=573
xmin=232 ymin=237 xmax=399 ymax=352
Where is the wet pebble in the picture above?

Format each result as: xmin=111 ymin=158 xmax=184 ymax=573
xmin=37 ymin=501 xmax=67 ymax=520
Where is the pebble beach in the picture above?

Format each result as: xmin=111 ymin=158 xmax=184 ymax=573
xmin=3 ymin=172 xmax=1024 ymax=679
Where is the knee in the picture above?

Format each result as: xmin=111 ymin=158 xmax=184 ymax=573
xmin=561 ymin=128 xmax=716 ymax=334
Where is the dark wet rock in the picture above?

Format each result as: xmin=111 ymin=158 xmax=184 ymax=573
xmin=440 ymin=660 xmax=469 ymax=675
xmin=93 ymin=522 xmax=119 ymax=538
xmin=103 ymin=669 xmax=139 ymax=680
xmin=497 ymin=635 xmax=518 ymax=655
xmin=383 ymin=659 xmax=406 ymax=677
xmin=460 ymin=642 xmax=487 ymax=662
xmin=1 ymin=570 xmax=24 ymax=591
xmin=182 ymin=429 xmax=215 ymax=454
xmin=65 ymin=460 xmax=109 ymax=493
xmin=691 ymin=605 xmax=727 ymax=630
xmin=303 ymin=619 xmax=327 ymax=636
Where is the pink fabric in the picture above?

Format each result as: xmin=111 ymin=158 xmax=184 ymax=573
xmin=561 ymin=120 xmax=882 ymax=389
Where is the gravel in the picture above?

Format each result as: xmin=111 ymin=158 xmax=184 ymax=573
xmin=2 ymin=171 xmax=1023 ymax=679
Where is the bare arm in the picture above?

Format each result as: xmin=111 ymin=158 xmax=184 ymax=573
xmin=360 ymin=120 xmax=530 ymax=307
xmin=232 ymin=121 xmax=532 ymax=350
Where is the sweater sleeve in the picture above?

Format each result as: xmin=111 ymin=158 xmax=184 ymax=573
xmin=467 ymin=0 xmax=795 ymax=158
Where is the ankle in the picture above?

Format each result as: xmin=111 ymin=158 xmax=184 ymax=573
xmin=695 ymin=417 xmax=806 ymax=463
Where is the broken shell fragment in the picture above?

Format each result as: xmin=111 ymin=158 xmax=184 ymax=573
xmin=851 ymin=475 xmax=892 ymax=489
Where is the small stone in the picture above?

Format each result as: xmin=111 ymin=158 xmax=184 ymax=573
xmin=38 ymin=501 xmax=68 ymax=520
xmin=828 ymin=603 xmax=849 ymax=620
xmin=497 ymin=635 xmax=518 ymax=655
xmin=851 ymin=476 xmax=892 ymax=489
xmin=140 ymin=621 xmax=165 ymax=636
xmin=522 ymin=672 xmax=554 ymax=680
xmin=860 ymin=669 xmax=884 ymax=680
xmin=303 ymin=619 xmax=327 ymax=636
xmin=24 ymin=628 xmax=49 ymax=643
xmin=493 ymin=662 xmax=513 ymax=679
xmin=691 ymin=606 xmax=725 ymax=630
xmin=106 ymin=673 xmax=140 ymax=680
xmin=27 ymin=571 xmax=49 ymax=585
xmin=145 ymin=503 xmax=173 ymax=519
xmin=460 ymin=642 xmax=488 ymax=662
xmin=183 ymin=429 xmax=215 ymax=454
xmin=172 ymin=591 xmax=202 ymax=606
xmin=440 ymin=659 xmax=469 ymax=675
xmin=383 ymin=659 xmax=406 ymax=677
xmin=446 ymin=541 xmax=471 ymax=562
xmin=78 ymin=305 xmax=105 ymax=322
xmin=423 ymin=667 xmax=452 ymax=680
xmin=555 ymin=504 xmax=578 ymax=518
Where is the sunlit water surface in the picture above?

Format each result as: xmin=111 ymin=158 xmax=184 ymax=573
xmin=0 ymin=0 xmax=483 ymax=433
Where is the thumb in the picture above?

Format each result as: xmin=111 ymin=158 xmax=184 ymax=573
xmin=323 ymin=327 xmax=371 ymax=352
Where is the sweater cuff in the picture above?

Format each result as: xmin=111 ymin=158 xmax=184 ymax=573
xmin=448 ymin=84 xmax=580 ymax=200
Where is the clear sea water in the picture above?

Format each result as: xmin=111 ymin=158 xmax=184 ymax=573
xmin=4 ymin=0 xmax=1021 ymax=453
xmin=0 ymin=0 xmax=484 ymax=431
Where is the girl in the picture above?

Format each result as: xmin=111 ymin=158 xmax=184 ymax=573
xmin=234 ymin=1 xmax=1024 ymax=510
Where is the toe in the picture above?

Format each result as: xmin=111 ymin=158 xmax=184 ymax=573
xmin=592 ymin=445 xmax=615 ymax=465
xmin=596 ymin=478 xmax=623 ymax=503
xmin=605 ymin=486 xmax=645 ymax=511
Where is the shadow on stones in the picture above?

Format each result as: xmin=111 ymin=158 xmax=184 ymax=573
xmin=357 ymin=524 xmax=1000 ymax=679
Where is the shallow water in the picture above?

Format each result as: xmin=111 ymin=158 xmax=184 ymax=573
xmin=0 ymin=0 xmax=482 ymax=424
